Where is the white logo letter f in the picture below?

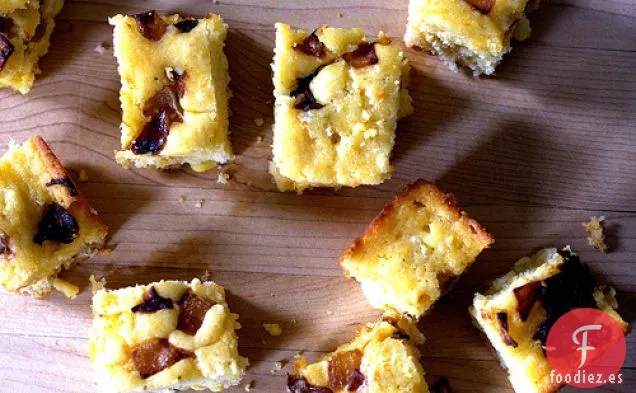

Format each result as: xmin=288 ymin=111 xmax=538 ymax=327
xmin=572 ymin=324 xmax=602 ymax=368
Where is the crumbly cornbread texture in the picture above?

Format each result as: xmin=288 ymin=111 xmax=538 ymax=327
xmin=340 ymin=180 xmax=493 ymax=317
xmin=89 ymin=279 xmax=248 ymax=393
xmin=0 ymin=0 xmax=64 ymax=93
xmin=470 ymin=248 xmax=630 ymax=393
xmin=289 ymin=311 xmax=428 ymax=393
xmin=0 ymin=136 xmax=108 ymax=296
xmin=110 ymin=11 xmax=232 ymax=172
xmin=404 ymin=0 xmax=537 ymax=75
xmin=270 ymin=23 xmax=413 ymax=193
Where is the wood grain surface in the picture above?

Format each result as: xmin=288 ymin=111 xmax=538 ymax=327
xmin=0 ymin=1 xmax=635 ymax=392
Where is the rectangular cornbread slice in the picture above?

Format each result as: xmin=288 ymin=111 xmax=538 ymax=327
xmin=89 ymin=278 xmax=248 ymax=393
xmin=404 ymin=0 xmax=537 ymax=75
xmin=270 ymin=23 xmax=413 ymax=193
xmin=110 ymin=11 xmax=232 ymax=172
xmin=0 ymin=136 xmax=108 ymax=297
xmin=0 ymin=0 xmax=64 ymax=93
xmin=288 ymin=310 xmax=429 ymax=393
xmin=339 ymin=180 xmax=493 ymax=317
xmin=470 ymin=248 xmax=631 ymax=393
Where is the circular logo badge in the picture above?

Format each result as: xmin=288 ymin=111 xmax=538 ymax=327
xmin=546 ymin=308 xmax=626 ymax=388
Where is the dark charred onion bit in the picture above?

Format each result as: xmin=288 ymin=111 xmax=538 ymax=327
xmin=174 ymin=19 xmax=198 ymax=33
xmin=0 ymin=17 xmax=13 ymax=34
xmin=293 ymin=30 xmax=326 ymax=57
xmin=287 ymin=375 xmax=334 ymax=393
xmin=342 ymin=42 xmax=379 ymax=69
xmin=131 ymin=338 xmax=190 ymax=379
xmin=46 ymin=177 xmax=78 ymax=197
xmin=513 ymin=281 xmax=540 ymax=322
xmin=464 ymin=0 xmax=495 ymax=14
xmin=328 ymin=349 xmax=363 ymax=390
xmin=177 ymin=290 xmax=216 ymax=335
xmin=143 ymin=85 xmax=184 ymax=121
xmin=33 ymin=203 xmax=79 ymax=245
xmin=290 ymin=68 xmax=325 ymax=111
xmin=346 ymin=369 xmax=365 ymax=391
xmin=534 ymin=251 xmax=596 ymax=346
xmin=131 ymin=86 xmax=184 ymax=155
xmin=131 ymin=287 xmax=174 ymax=313
xmin=0 ymin=33 xmax=14 ymax=72
xmin=171 ymin=70 xmax=188 ymax=98
xmin=431 ymin=377 xmax=453 ymax=393
xmin=496 ymin=312 xmax=518 ymax=348
xmin=132 ymin=10 xmax=168 ymax=41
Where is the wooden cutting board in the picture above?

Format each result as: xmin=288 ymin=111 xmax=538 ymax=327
xmin=0 ymin=1 xmax=634 ymax=392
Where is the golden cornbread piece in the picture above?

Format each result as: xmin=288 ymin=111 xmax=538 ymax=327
xmin=110 ymin=11 xmax=232 ymax=172
xmin=271 ymin=23 xmax=413 ymax=193
xmin=0 ymin=136 xmax=108 ymax=297
xmin=89 ymin=279 xmax=248 ymax=393
xmin=0 ymin=0 xmax=64 ymax=93
xmin=471 ymin=248 xmax=630 ymax=393
xmin=288 ymin=311 xmax=429 ymax=393
xmin=340 ymin=180 xmax=493 ymax=317
xmin=404 ymin=0 xmax=538 ymax=75
xmin=583 ymin=216 xmax=608 ymax=252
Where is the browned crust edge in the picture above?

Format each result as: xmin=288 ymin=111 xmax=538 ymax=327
xmin=339 ymin=179 xmax=494 ymax=276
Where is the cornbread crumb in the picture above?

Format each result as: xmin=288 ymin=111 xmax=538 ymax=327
xmin=337 ymin=12 xmax=343 ymax=18
xmin=254 ymin=117 xmax=265 ymax=127
xmin=195 ymin=200 xmax=205 ymax=208
xmin=78 ymin=169 xmax=90 ymax=182
xmin=256 ymin=136 xmax=264 ymax=144
xmin=201 ymin=270 xmax=212 ymax=281
xmin=52 ymin=278 xmax=80 ymax=299
xmin=94 ymin=43 xmax=107 ymax=55
xmin=217 ymin=172 xmax=230 ymax=184
xmin=244 ymin=381 xmax=254 ymax=392
xmin=263 ymin=323 xmax=282 ymax=336
xmin=98 ymin=246 xmax=114 ymax=255
xmin=326 ymin=310 xmax=334 ymax=315
xmin=89 ymin=275 xmax=106 ymax=294
xmin=179 ymin=195 xmax=186 ymax=204
xmin=584 ymin=216 xmax=608 ymax=252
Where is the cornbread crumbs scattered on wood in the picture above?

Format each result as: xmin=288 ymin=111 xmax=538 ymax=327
xmin=584 ymin=216 xmax=608 ymax=252
xmin=194 ymin=200 xmax=205 ymax=208
xmin=244 ymin=381 xmax=254 ymax=392
xmin=78 ymin=169 xmax=89 ymax=182
xmin=89 ymin=275 xmax=106 ymax=294
xmin=217 ymin=172 xmax=230 ymax=184
xmin=254 ymin=117 xmax=264 ymax=127
xmin=263 ymin=323 xmax=282 ymax=336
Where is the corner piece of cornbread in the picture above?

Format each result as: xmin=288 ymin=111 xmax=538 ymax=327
xmin=270 ymin=23 xmax=413 ymax=193
xmin=470 ymin=248 xmax=631 ymax=393
xmin=0 ymin=136 xmax=108 ymax=297
xmin=110 ymin=10 xmax=232 ymax=172
xmin=288 ymin=310 xmax=429 ymax=393
xmin=340 ymin=180 xmax=493 ymax=317
xmin=404 ymin=0 xmax=539 ymax=75
xmin=89 ymin=278 xmax=248 ymax=393
xmin=0 ymin=0 xmax=65 ymax=93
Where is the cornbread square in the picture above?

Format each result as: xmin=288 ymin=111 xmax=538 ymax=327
xmin=110 ymin=11 xmax=232 ymax=172
xmin=0 ymin=136 xmax=108 ymax=297
xmin=340 ymin=180 xmax=493 ymax=317
xmin=0 ymin=0 xmax=64 ymax=93
xmin=404 ymin=0 xmax=537 ymax=75
xmin=270 ymin=23 xmax=413 ymax=193
xmin=288 ymin=311 xmax=429 ymax=393
xmin=471 ymin=248 xmax=630 ymax=393
xmin=89 ymin=279 xmax=248 ymax=393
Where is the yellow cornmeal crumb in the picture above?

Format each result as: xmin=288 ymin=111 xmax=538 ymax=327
xmin=194 ymin=200 xmax=205 ymax=208
xmin=254 ymin=117 xmax=264 ymax=127
xmin=256 ymin=136 xmax=264 ymax=144
xmin=52 ymin=277 xmax=80 ymax=298
xmin=290 ymin=311 xmax=428 ymax=393
xmin=263 ymin=323 xmax=282 ymax=337
xmin=270 ymin=24 xmax=413 ymax=193
xmin=583 ymin=216 xmax=608 ymax=252
xmin=244 ymin=381 xmax=254 ymax=392
xmin=404 ymin=0 xmax=537 ymax=75
xmin=110 ymin=11 xmax=233 ymax=172
xmin=78 ymin=169 xmax=89 ymax=182
xmin=94 ymin=43 xmax=106 ymax=55
xmin=340 ymin=180 xmax=493 ymax=317
xmin=89 ymin=274 xmax=106 ymax=294
xmin=217 ymin=172 xmax=230 ymax=184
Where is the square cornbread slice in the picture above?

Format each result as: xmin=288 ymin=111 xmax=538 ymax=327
xmin=0 ymin=136 xmax=108 ymax=297
xmin=404 ymin=0 xmax=537 ymax=75
xmin=89 ymin=279 xmax=248 ymax=393
xmin=288 ymin=310 xmax=429 ymax=393
xmin=0 ymin=0 xmax=64 ymax=94
xmin=471 ymin=248 xmax=630 ymax=393
xmin=270 ymin=23 xmax=413 ymax=193
xmin=340 ymin=180 xmax=493 ymax=317
xmin=110 ymin=11 xmax=232 ymax=172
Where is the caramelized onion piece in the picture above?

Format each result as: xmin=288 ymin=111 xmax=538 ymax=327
xmin=343 ymin=42 xmax=378 ymax=68
xmin=132 ymin=287 xmax=174 ymax=313
xmin=287 ymin=375 xmax=333 ymax=393
xmin=496 ymin=312 xmax=518 ymax=348
xmin=131 ymin=86 xmax=184 ymax=155
xmin=132 ymin=10 xmax=168 ymax=41
xmin=464 ymin=0 xmax=495 ymax=14
xmin=0 ymin=33 xmax=14 ymax=72
xmin=46 ymin=177 xmax=78 ymax=197
xmin=33 ymin=203 xmax=79 ymax=244
xmin=172 ymin=70 xmax=188 ymax=98
xmin=291 ymin=68 xmax=325 ymax=111
xmin=177 ymin=290 xmax=216 ymax=335
xmin=346 ymin=369 xmax=365 ymax=391
xmin=328 ymin=349 xmax=363 ymax=390
xmin=174 ymin=19 xmax=198 ymax=33
xmin=513 ymin=281 xmax=540 ymax=321
xmin=131 ymin=338 xmax=189 ymax=378
xmin=0 ymin=17 xmax=13 ymax=34
xmin=293 ymin=31 xmax=326 ymax=57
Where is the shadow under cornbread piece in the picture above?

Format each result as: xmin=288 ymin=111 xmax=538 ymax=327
xmin=89 ymin=278 xmax=248 ymax=393
xmin=340 ymin=179 xmax=493 ymax=317
xmin=471 ymin=248 xmax=631 ymax=393
xmin=110 ymin=10 xmax=232 ymax=172
xmin=0 ymin=136 xmax=108 ymax=297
